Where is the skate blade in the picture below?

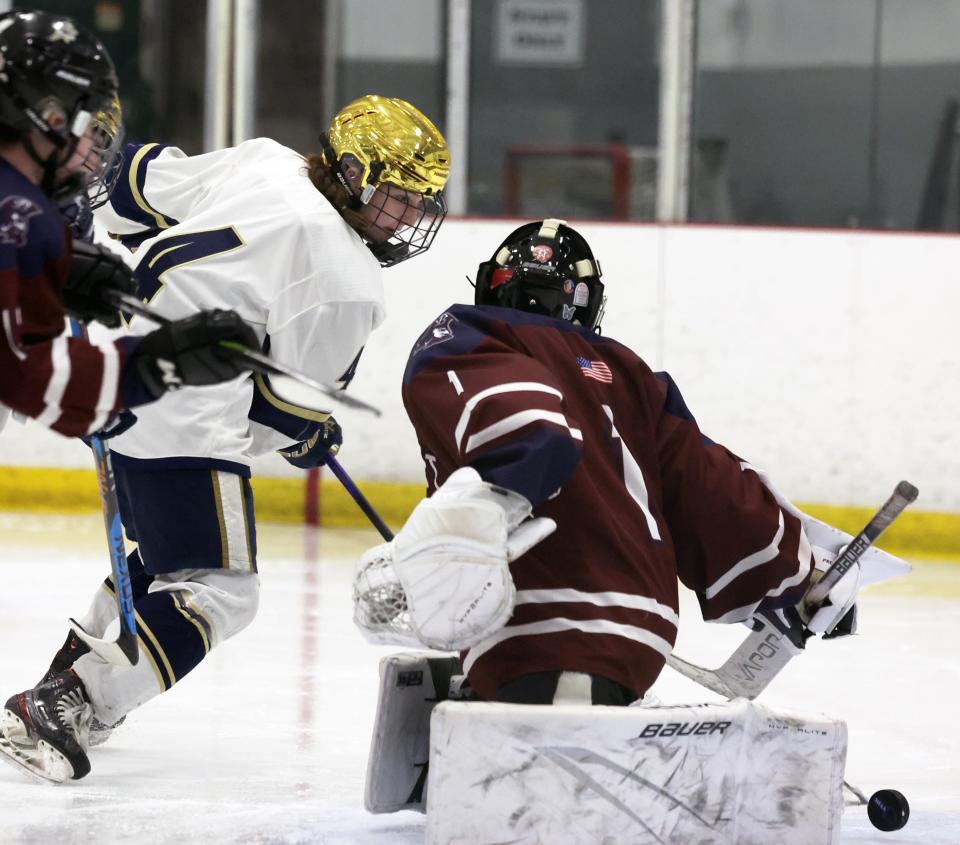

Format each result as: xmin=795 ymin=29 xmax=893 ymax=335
xmin=0 ymin=713 xmax=73 ymax=784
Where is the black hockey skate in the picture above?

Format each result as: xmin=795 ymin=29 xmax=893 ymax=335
xmin=38 ymin=629 xmax=126 ymax=747
xmin=0 ymin=669 xmax=93 ymax=782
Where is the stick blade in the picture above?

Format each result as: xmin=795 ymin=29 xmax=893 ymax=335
xmin=69 ymin=619 xmax=139 ymax=668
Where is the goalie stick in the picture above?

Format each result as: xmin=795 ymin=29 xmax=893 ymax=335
xmin=68 ymin=320 xmax=139 ymax=668
xmin=108 ymin=291 xmax=382 ymax=417
xmin=666 ymin=480 xmax=919 ymax=700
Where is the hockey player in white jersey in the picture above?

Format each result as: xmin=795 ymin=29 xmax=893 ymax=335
xmin=0 ymin=94 xmax=449 ymax=782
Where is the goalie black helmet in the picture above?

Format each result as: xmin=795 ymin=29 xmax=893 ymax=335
xmin=475 ymin=219 xmax=606 ymax=331
xmin=0 ymin=10 xmax=121 ymax=201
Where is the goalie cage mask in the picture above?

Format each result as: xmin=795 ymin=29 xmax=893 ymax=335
xmin=475 ymin=218 xmax=606 ymax=331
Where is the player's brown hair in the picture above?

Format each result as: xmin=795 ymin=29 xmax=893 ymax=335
xmin=304 ymin=153 xmax=371 ymax=233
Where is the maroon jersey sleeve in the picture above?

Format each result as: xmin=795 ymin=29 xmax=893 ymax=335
xmin=0 ymin=189 xmax=146 ymax=437
xmin=652 ymin=371 xmax=812 ymax=622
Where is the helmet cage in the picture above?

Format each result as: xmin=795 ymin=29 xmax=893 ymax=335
xmin=475 ymin=219 xmax=606 ymax=331
xmin=85 ymin=97 xmax=125 ymax=208
xmin=360 ymin=182 xmax=447 ymax=267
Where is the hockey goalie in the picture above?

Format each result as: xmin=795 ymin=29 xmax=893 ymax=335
xmin=351 ymin=220 xmax=913 ymax=845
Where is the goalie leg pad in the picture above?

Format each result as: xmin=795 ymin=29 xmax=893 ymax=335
xmin=364 ymin=652 xmax=463 ymax=814
xmin=426 ymin=699 xmax=847 ymax=845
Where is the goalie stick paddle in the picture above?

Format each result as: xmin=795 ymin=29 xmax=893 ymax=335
xmin=68 ymin=320 xmax=139 ymax=668
xmin=109 ymin=292 xmax=382 ymax=417
xmin=666 ymin=480 xmax=918 ymax=700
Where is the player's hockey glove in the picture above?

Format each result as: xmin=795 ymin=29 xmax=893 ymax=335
xmin=80 ymin=409 xmax=138 ymax=446
xmin=798 ymin=544 xmax=859 ymax=639
xmin=63 ymin=240 xmax=137 ymax=329
xmin=353 ymin=467 xmax=557 ymax=651
xmin=131 ymin=310 xmax=259 ymax=398
xmin=278 ymin=418 xmax=342 ymax=468
xmin=59 ymin=193 xmax=94 ymax=241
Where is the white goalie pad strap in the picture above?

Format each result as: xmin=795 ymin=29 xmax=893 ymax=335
xmin=356 ymin=467 xmax=556 ymax=651
xmin=426 ymin=699 xmax=847 ymax=845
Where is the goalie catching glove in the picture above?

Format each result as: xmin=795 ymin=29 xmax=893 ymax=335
xmin=353 ymin=467 xmax=556 ymax=651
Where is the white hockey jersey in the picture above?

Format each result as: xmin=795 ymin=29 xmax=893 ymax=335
xmin=95 ymin=138 xmax=385 ymax=467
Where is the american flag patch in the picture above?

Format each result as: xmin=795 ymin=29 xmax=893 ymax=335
xmin=576 ymin=356 xmax=613 ymax=383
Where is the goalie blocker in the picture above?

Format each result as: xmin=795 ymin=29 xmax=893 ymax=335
xmin=365 ymin=653 xmax=847 ymax=845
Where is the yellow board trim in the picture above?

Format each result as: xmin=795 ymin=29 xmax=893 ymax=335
xmin=1 ymin=466 xmax=958 ymax=560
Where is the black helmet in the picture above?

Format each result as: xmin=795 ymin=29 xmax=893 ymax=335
xmin=0 ymin=10 xmax=121 ymax=201
xmin=475 ymin=219 xmax=606 ymax=331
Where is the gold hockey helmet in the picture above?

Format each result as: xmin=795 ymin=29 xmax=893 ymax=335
xmin=325 ymin=94 xmax=450 ymax=199
xmin=322 ymin=95 xmax=450 ymax=266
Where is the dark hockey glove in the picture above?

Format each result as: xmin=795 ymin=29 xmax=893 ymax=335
xmin=132 ymin=310 xmax=259 ymax=398
xmin=278 ymin=417 xmax=342 ymax=468
xmin=59 ymin=193 xmax=95 ymax=241
xmin=79 ymin=409 xmax=138 ymax=447
xmin=64 ymin=239 xmax=137 ymax=328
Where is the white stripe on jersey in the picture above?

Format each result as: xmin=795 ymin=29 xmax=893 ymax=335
xmin=463 ymin=616 xmax=674 ymax=675
xmin=2 ymin=309 xmax=26 ymax=361
xmin=34 ymin=336 xmax=72 ymax=428
xmin=515 ymin=588 xmax=679 ymax=628
xmin=454 ymin=382 xmax=563 ymax=449
xmin=87 ymin=338 xmax=120 ymax=433
xmin=212 ymin=472 xmax=254 ymax=571
xmin=464 ymin=409 xmax=582 ymax=454
xmin=763 ymin=520 xmax=811 ymax=599
xmin=703 ymin=509 xmax=785 ymax=600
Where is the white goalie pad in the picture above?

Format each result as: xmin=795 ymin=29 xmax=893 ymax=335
xmin=426 ymin=699 xmax=847 ymax=845
xmin=364 ymin=652 xmax=463 ymax=814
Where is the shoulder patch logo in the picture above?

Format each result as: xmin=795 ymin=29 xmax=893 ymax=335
xmin=0 ymin=196 xmax=43 ymax=248
xmin=413 ymin=311 xmax=458 ymax=355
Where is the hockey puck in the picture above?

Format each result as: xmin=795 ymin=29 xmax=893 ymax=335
xmin=867 ymin=789 xmax=910 ymax=832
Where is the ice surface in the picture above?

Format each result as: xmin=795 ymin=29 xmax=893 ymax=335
xmin=0 ymin=514 xmax=957 ymax=844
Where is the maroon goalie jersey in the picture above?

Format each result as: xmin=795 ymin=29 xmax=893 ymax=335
xmin=402 ymin=304 xmax=814 ymax=699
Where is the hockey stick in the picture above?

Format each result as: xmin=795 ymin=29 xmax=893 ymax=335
xmin=68 ymin=320 xmax=139 ymax=668
xmin=108 ymin=291 xmax=382 ymax=417
xmin=325 ymin=455 xmax=395 ymax=541
xmin=666 ymin=480 xmax=918 ymax=700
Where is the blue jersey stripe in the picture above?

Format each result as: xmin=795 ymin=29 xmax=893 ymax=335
xmin=108 ymin=143 xmax=179 ymax=231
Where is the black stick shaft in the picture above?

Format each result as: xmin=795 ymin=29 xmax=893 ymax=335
xmin=806 ymin=480 xmax=918 ymax=604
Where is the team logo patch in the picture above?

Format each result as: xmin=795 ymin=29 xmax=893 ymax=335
xmin=529 ymin=244 xmax=553 ymax=263
xmin=0 ymin=196 xmax=43 ymax=248
xmin=576 ymin=355 xmax=613 ymax=384
xmin=413 ymin=311 xmax=458 ymax=355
